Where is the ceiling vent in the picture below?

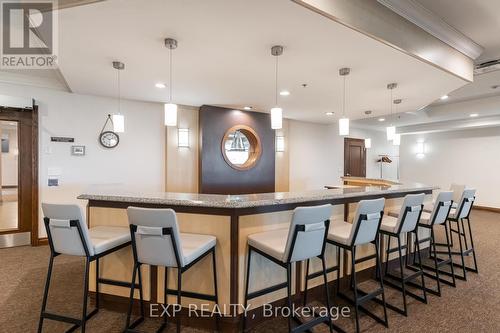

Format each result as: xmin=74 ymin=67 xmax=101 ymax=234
xmin=474 ymin=59 xmax=500 ymax=75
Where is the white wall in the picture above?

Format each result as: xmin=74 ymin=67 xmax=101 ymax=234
xmin=400 ymin=127 xmax=500 ymax=208
xmin=288 ymin=120 xmax=399 ymax=192
xmin=0 ymin=82 xmax=165 ymax=236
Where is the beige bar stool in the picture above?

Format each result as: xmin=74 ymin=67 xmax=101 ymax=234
xmin=434 ymin=189 xmax=478 ymax=281
xmin=39 ymin=203 xmax=132 ymax=333
xmin=243 ymin=204 xmax=333 ymax=333
xmin=378 ymin=193 xmax=427 ymax=316
xmin=324 ymin=198 xmax=388 ymax=333
xmin=126 ymin=207 xmax=219 ymax=333
xmin=406 ymin=191 xmax=456 ymax=296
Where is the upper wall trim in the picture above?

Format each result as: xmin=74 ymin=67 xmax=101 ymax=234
xmin=378 ymin=0 xmax=484 ymax=60
xmin=293 ymin=0 xmax=474 ymax=82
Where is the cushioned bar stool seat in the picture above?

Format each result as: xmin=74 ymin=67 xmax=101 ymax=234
xmin=433 ymin=189 xmax=478 ymax=281
xmin=38 ymin=204 xmax=133 ymax=333
xmin=244 ymin=204 xmax=335 ymax=333
xmin=378 ymin=193 xmax=427 ymax=317
xmin=126 ymin=207 xmax=219 ymax=333
xmin=321 ymin=198 xmax=389 ymax=333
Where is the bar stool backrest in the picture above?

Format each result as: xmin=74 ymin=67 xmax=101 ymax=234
xmin=456 ymin=189 xmax=476 ymax=219
xmin=284 ymin=204 xmax=332 ymax=263
xmin=351 ymin=198 xmax=385 ymax=246
xmin=396 ymin=193 xmax=425 ymax=233
xmin=127 ymin=207 xmax=184 ymax=267
xmin=450 ymin=184 xmax=466 ymax=204
xmin=42 ymin=203 xmax=93 ymax=257
xmin=430 ymin=191 xmax=453 ymax=225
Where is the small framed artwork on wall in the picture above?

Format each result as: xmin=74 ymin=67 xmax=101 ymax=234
xmin=71 ymin=145 xmax=86 ymax=156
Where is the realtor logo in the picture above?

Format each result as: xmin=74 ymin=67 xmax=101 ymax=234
xmin=1 ymin=0 xmax=58 ymax=69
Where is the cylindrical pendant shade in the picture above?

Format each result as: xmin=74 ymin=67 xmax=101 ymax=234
xmin=271 ymin=107 xmax=282 ymax=130
xmin=386 ymin=126 xmax=396 ymax=140
xmin=365 ymin=138 xmax=372 ymax=149
xmin=339 ymin=117 xmax=349 ymax=136
xmin=393 ymin=133 xmax=401 ymax=146
xmin=164 ymin=103 xmax=178 ymax=126
xmin=112 ymin=114 xmax=125 ymax=133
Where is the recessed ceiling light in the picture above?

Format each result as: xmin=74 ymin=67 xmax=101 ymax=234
xmin=155 ymin=83 xmax=166 ymax=88
xmin=469 ymin=113 xmax=479 ymax=117
xmin=280 ymin=90 xmax=290 ymax=96
xmin=440 ymin=95 xmax=449 ymax=100
xmin=325 ymin=112 xmax=334 ymax=116
xmin=243 ymin=106 xmax=252 ymax=110
xmin=378 ymin=118 xmax=385 ymax=122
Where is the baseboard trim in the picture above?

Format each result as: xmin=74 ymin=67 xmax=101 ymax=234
xmin=473 ymin=205 xmax=500 ymax=213
xmin=36 ymin=238 xmax=48 ymax=246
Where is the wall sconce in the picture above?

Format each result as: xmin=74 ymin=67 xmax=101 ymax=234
xmin=276 ymin=135 xmax=285 ymax=152
xmin=416 ymin=141 xmax=425 ymax=158
xmin=178 ymin=128 xmax=189 ymax=148
xmin=365 ymin=138 xmax=371 ymax=149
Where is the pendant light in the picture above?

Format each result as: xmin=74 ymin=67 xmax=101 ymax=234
xmin=164 ymin=38 xmax=178 ymax=127
xmin=270 ymin=45 xmax=283 ymax=130
xmin=112 ymin=61 xmax=125 ymax=133
xmin=338 ymin=67 xmax=351 ymax=136
xmin=392 ymin=99 xmax=402 ymax=146
xmin=386 ymin=83 xmax=397 ymax=141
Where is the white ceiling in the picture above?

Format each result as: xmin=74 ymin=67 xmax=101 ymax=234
xmin=54 ymin=0 xmax=466 ymax=124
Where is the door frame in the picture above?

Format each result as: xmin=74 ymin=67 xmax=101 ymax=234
xmin=0 ymin=105 xmax=39 ymax=246
xmin=343 ymin=137 xmax=366 ymax=177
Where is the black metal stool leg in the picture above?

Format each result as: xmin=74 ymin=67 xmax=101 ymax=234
xmin=212 ymin=248 xmax=220 ymax=332
xmin=396 ymin=235 xmax=408 ymax=316
xmin=243 ymin=248 xmax=252 ymax=332
xmin=176 ymin=269 xmax=182 ymax=333
xmin=335 ymin=247 xmax=341 ymax=298
xmin=431 ymin=229 xmax=442 ymax=296
xmin=95 ymin=258 xmax=100 ymax=309
xmin=303 ymin=259 xmax=310 ymax=306
xmin=38 ymin=254 xmax=55 ymax=333
xmin=456 ymin=219 xmax=468 ymax=280
xmin=125 ymin=263 xmax=138 ymax=330
xmin=375 ymin=238 xmax=388 ymax=327
xmin=81 ymin=258 xmax=90 ymax=333
xmin=320 ymin=256 xmax=334 ymax=333
xmin=414 ymin=231 xmax=428 ymax=304
xmin=466 ymin=217 xmax=479 ymax=272
xmin=164 ymin=267 xmax=169 ymax=327
xmin=350 ymin=247 xmax=360 ymax=333
xmin=444 ymin=223 xmax=456 ymax=287
xmin=286 ymin=263 xmax=293 ymax=333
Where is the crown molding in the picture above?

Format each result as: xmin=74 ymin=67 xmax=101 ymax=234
xmin=378 ymin=0 xmax=484 ymax=59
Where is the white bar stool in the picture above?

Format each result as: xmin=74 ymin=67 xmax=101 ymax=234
xmin=435 ymin=189 xmax=477 ymax=280
xmin=243 ymin=204 xmax=333 ymax=333
xmin=126 ymin=207 xmax=219 ymax=333
xmin=326 ymin=198 xmax=388 ymax=333
xmin=379 ymin=193 xmax=427 ymax=316
xmin=39 ymin=203 xmax=132 ymax=333
xmin=408 ymin=191 xmax=456 ymax=296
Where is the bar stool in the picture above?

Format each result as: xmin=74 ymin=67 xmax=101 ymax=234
xmin=126 ymin=207 xmax=219 ymax=333
xmin=326 ymin=198 xmax=388 ymax=333
xmin=39 ymin=203 xmax=132 ymax=333
xmin=378 ymin=193 xmax=427 ymax=316
xmin=243 ymin=204 xmax=333 ymax=333
xmin=407 ymin=191 xmax=456 ymax=296
xmin=435 ymin=189 xmax=477 ymax=280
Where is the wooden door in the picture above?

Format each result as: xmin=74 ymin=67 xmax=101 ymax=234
xmin=344 ymin=138 xmax=366 ymax=177
xmin=0 ymin=106 xmax=38 ymax=246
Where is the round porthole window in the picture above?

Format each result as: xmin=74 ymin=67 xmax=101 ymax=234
xmin=222 ymin=125 xmax=262 ymax=171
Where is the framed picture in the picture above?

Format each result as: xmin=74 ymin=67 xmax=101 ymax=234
xmin=71 ymin=145 xmax=85 ymax=156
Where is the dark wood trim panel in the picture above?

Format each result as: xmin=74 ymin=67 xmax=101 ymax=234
xmin=473 ymin=205 xmax=500 ymax=213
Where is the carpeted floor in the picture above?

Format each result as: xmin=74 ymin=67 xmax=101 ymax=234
xmin=1 ymin=210 xmax=499 ymax=332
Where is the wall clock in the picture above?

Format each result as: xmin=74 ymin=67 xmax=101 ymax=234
xmin=99 ymin=114 xmax=120 ymax=148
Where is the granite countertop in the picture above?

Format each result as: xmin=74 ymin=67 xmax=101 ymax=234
xmin=78 ymin=182 xmax=436 ymax=209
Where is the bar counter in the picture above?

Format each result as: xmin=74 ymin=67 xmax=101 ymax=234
xmin=77 ymin=181 xmax=435 ymax=331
